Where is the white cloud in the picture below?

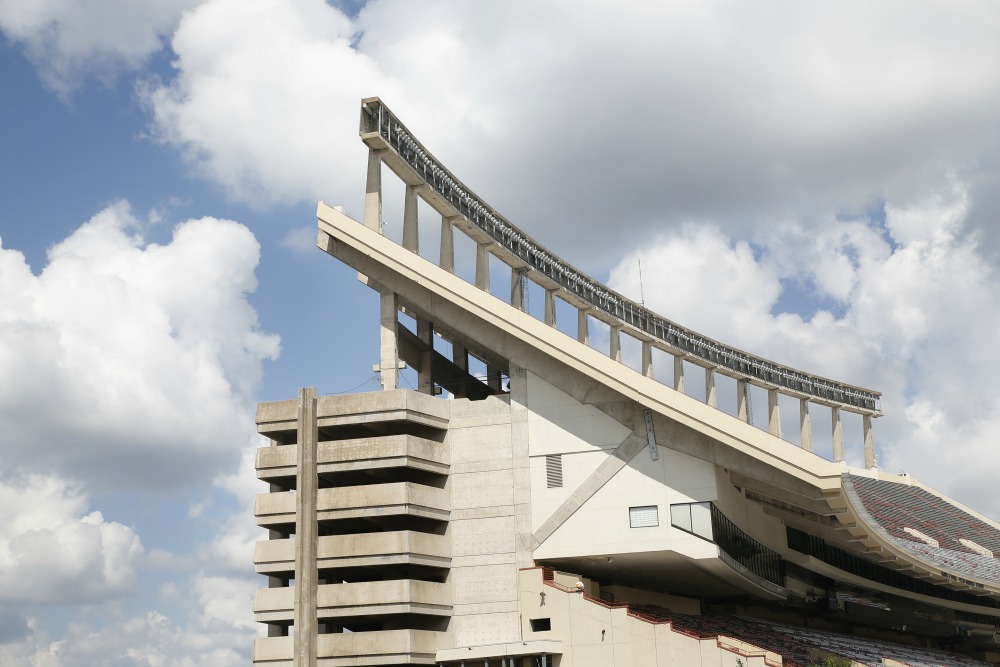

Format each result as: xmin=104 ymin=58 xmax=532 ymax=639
xmin=0 ymin=0 xmax=201 ymax=95
xmin=135 ymin=0 xmax=1000 ymax=264
xmin=608 ymin=179 xmax=1000 ymax=517
xmin=0 ymin=201 xmax=279 ymax=491
xmin=0 ymin=473 xmax=142 ymax=605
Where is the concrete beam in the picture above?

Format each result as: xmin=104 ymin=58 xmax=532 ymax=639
xmin=800 ymin=398 xmax=813 ymax=453
xmin=577 ymin=309 xmax=589 ymax=345
xmin=417 ymin=318 xmax=433 ymax=395
xmin=863 ymin=413 xmax=875 ymax=469
xmin=439 ymin=216 xmax=455 ymax=272
xmin=609 ymin=325 xmax=621 ymax=363
xmin=402 ymin=184 xmax=419 ymax=252
xmin=673 ymin=356 xmax=685 ymax=394
xmin=379 ymin=289 xmax=399 ymax=390
xmin=294 ymin=387 xmax=319 ymax=667
xmin=364 ymin=148 xmax=384 ymax=232
xmin=475 ymin=243 xmax=490 ymax=292
xmin=642 ymin=341 xmax=653 ymax=379
xmin=511 ymin=269 xmax=527 ymax=312
xmin=705 ymin=367 xmax=717 ymax=408
xmin=737 ymin=378 xmax=750 ymax=423
xmin=767 ymin=388 xmax=780 ymax=437
xmin=544 ymin=289 xmax=557 ymax=327
xmin=832 ymin=406 xmax=844 ymax=463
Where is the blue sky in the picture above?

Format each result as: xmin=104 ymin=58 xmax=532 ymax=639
xmin=2 ymin=1 xmax=1000 ymax=664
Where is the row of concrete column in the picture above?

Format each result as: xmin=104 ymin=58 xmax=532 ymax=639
xmin=365 ymin=147 xmax=876 ymax=469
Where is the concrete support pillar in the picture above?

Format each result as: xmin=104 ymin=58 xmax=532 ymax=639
xmin=832 ymin=406 xmax=844 ymax=463
xmin=577 ymin=309 xmax=589 ymax=345
xmin=364 ymin=148 xmax=383 ymax=232
xmin=609 ymin=325 xmax=621 ymax=362
xmin=439 ymin=216 xmax=455 ymax=272
xmin=476 ymin=243 xmax=491 ymax=292
xmin=737 ymin=379 xmax=750 ymax=423
xmin=767 ymin=388 xmax=781 ymax=437
xmin=294 ymin=387 xmax=318 ymax=667
xmin=863 ymin=414 xmax=875 ymax=468
xmin=673 ymin=356 xmax=685 ymax=394
xmin=705 ymin=368 xmax=717 ymax=408
xmin=799 ymin=398 xmax=813 ymax=452
xmin=511 ymin=269 xmax=526 ymax=311
xmin=402 ymin=184 xmax=419 ymax=252
xmin=452 ymin=343 xmax=468 ymax=399
xmin=642 ymin=341 xmax=653 ymax=379
xmin=417 ymin=318 xmax=433 ymax=395
xmin=486 ymin=364 xmax=502 ymax=391
xmin=379 ymin=289 xmax=399 ymax=390
xmin=544 ymin=289 xmax=557 ymax=327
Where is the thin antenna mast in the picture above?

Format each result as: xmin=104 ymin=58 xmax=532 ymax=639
xmin=638 ymin=258 xmax=646 ymax=308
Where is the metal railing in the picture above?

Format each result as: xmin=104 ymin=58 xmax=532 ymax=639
xmin=360 ymin=98 xmax=881 ymax=413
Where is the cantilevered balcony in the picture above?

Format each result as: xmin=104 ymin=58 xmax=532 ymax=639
xmin=256 ymin=434 xmax=449 ymax=481
xmin=255 ymin=482 xmax=450 ymax=528
xmin=253 ymin=629 xmax=439 ymax=666
xmin=254 ymin=580 xmax=451 ymax=623
xmin=254 ymin=531 xmax=450 ymax=575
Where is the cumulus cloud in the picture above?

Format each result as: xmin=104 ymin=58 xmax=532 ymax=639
xmin=0 ymin=201 xmax=279 ymax=490
xmin=134 ymin=0 xmax=1000 ymax=265
xmin=0 ymin=0 xmax=200 ymax=95
xmin=609 ymin=179 xmax=1000 ymax=516
xmin=0 ymin=473 xmax=143 ymax=605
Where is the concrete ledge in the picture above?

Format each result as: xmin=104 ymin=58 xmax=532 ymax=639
xmin=255 ymin=532 xmax=451 ymax=574
xmin=256 ymin=483 xmax=450 ymax=526
xmin=254 ymin=580 xmax=452 ymax=622
xmin=436 ymin=640 xmax=562 ymax=662
xmin=255 ymin=630 xmax=441 ymax=665
xmin=256 ymin=434 xmax=449 ymax=480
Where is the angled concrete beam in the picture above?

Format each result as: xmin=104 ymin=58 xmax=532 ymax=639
xmin=705 ymin=367 xmax=717 ymax=408
xmin=737 ymin=379 xmax=750 ymax=423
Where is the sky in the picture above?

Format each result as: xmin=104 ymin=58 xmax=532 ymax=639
xmin=1 ymin=0 xmax=1000 ymax=664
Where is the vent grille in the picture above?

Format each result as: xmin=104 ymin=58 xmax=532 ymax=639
xmin=545 ymin=454 xmax=563 ymax=488
xmin=630 ymin=505 xmax=659 ymax=528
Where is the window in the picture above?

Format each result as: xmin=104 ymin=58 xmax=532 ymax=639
xmin=629 ymin=505 xmax=659 ymax=528
xmin=545 ymin=454 xmax=562 ymax=488
xmin=530 ymin=618 xmax=552 ymax=632
xmin=670 ymin=502 xmax=713 ymax=540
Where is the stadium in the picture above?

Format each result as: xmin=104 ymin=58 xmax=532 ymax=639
xmin=251 ymin=98 xmax=1000 ymax=666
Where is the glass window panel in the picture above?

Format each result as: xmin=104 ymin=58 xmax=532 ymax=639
xmin=670 ymin=504 xmax=692 ymax=532
xmin=691 ymin=502 xmax=713 ymax=540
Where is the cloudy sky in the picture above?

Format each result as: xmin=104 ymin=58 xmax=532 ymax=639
xmin=2 ymin=0 xmax=1000 ymax=663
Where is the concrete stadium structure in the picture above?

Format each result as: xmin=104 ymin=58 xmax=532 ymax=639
xmin=252 ymin=99 xmax=1000 ymax=667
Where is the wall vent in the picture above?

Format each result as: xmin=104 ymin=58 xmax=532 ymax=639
xmin=545 ymin=455 xmax=563 ymax=488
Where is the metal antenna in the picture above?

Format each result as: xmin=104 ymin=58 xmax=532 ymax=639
xmin=638 ymin=258 xmax=646 ymax=308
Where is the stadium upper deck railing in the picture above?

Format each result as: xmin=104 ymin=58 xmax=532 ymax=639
xmin=358 ymin=98 xmax=880 ymax=416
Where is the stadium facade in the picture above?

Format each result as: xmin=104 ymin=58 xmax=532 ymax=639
xmin=251 ymin=99 xmax=1000 ymax=667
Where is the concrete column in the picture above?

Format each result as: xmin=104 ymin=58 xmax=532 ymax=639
xmin=452 ymin=343 xmax=468 ymax=399
xmin=294 ymin=387 xmax=318 ymax=667
xmin=705 ymin=368 xmax=717 ymax=408
xmin=402 ymin=184 xmax=419 ymax=253
xmin=863 ymin=414 xmax=875 ymax=468
xmin=439 ymin=216 xmax=455 ymax=272
xmin=767 ymin=388 xmax=781 ymax=436
xmin=379 ymin=290 xmax=399 ymax=390
xmin=417 ymin=318 xmax=433 ymax=395
xmin=737 ymin=379 xmax=750 ymax=423
xmin=799 ymin=398 xmax=813 ymax=452
xmin=364 ymin=148 xmax=383 ymax=232
xmin=511 ymin=269 xmax=526 ymax=311
xmin=577 ymin=309 xmax=589 ymax=345
xmin=832 ymin=406 xmax=844 ymax=463
xmin=544 ymin=289 xmax=557 ymax=327
xmin=609 ymin=325 xmax=621 ymax=362
xmin=486 ymin=364 xmax=502 ymax=391
xmin=673 ymin=356 xmax=685 ymax=394
xmin=476 ymin=243 xmax=491 ymax=292
xmin=642 ymin=341 xmax=653 ymax=379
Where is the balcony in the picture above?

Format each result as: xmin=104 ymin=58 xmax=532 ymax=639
xmin=253 ymin=629 xmax=439 ymax=665
xmin=256 ymin=434 xmax=449 ymax=481
xmin=255 ymin=482 xmax=450 ymax=527
xmin=254 ymin=580 xmax=451 ymax=623
xmin=254 ymin=531 xmax=450 ymax=574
